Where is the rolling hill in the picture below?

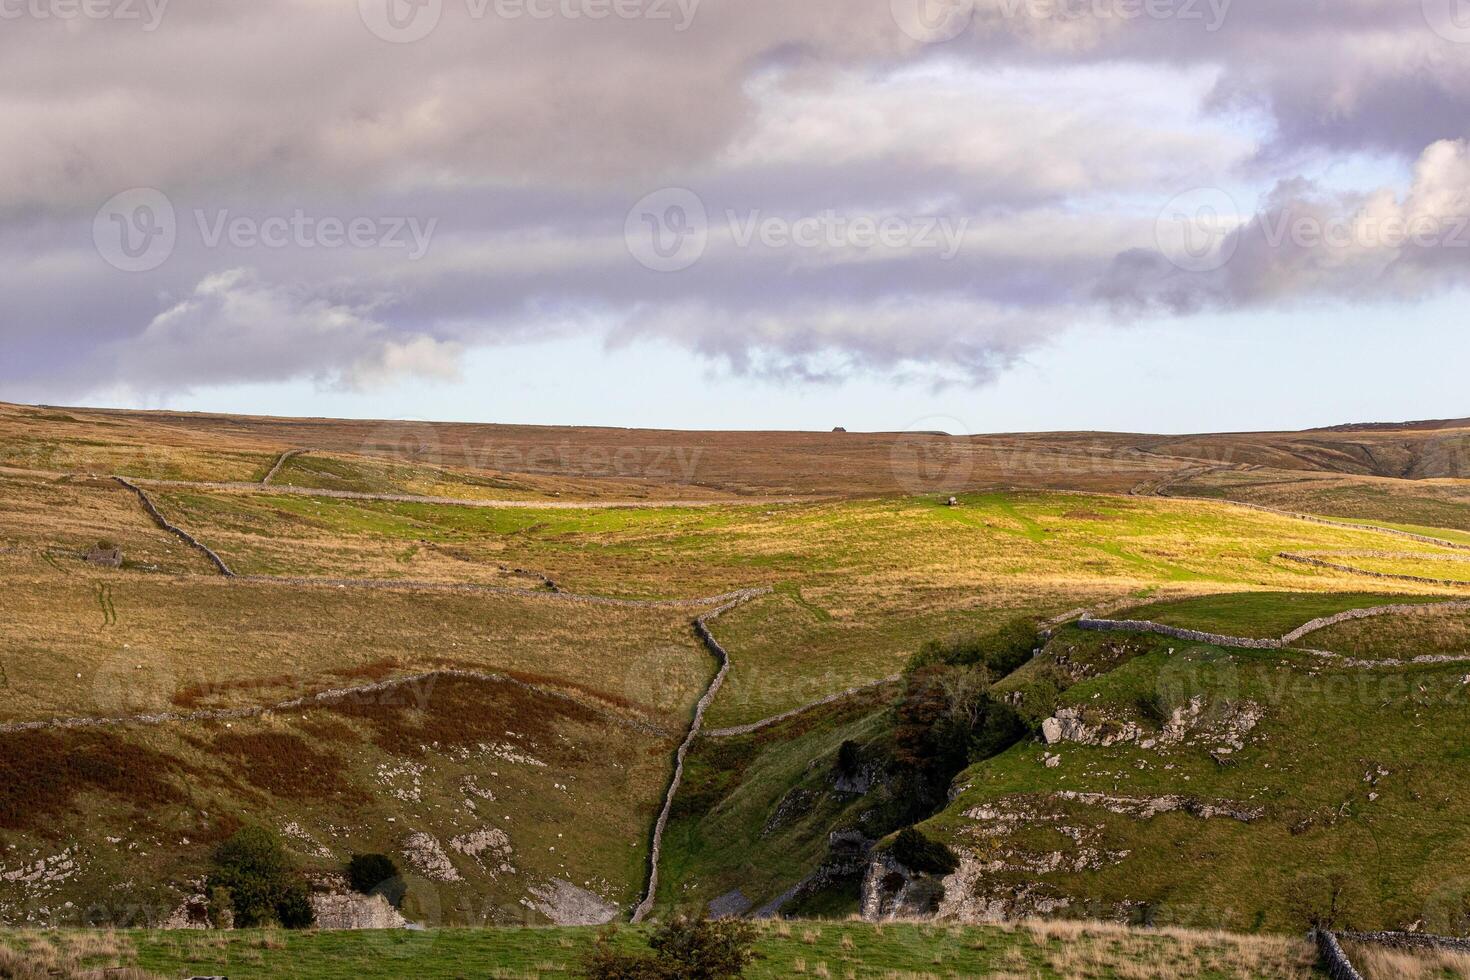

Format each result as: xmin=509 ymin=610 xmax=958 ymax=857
xmin=2 ymin=400 xmax=1470 ymax=977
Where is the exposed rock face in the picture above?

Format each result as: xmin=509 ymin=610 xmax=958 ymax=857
xmin=861 ymin=851 xmax=944 ymax=920
xmin=861 ymin=787 xmax=1267 ymax=924
xmin=527 ymin=879 xmax=618 ymax=926
xmin=1054 ymin=791 xmax=1262 ymax=823
xmin=450 ymin=829 xmax=514 ymax=876
xmin=311 ymin=891 xmax=408 ymax=930
xmin=402 ymin=832 xmax=461 ymax=882
xmin=1042 ymin=698 xmax=1261 ymax=754
xmin=763 ymin=787 xmax=817 ymax=836
xmin=1040 ymin=707 xmax=1141 ymax=747
xmin=161 ymin=893 xmax=211 ymax=930
xmin=860 ymin=852 xmax=1068 ymax=923
xmin=931 ymin=855 xmax=1072 ymax=921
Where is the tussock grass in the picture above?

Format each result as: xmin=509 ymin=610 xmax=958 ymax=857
xmin=0 ymin=920 xmax=1322 ymax=979
xmin=1343 ymin=940 xmax=1470 ymax=979
xmin=0 ymin=929 xmax=158 ymax=979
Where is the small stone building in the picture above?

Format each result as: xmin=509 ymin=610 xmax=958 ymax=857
xmin=85 ymin=545 xmax=122 ymax=567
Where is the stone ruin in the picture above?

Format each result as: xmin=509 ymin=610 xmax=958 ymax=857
xmin=84 ymin=544 xmax=122 ymax=567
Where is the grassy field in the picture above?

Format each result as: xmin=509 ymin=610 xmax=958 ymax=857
xmin=7 ymin=401 xmax=1470 ymax=971
xmin=119 ymin=485 xmax=1470 ymax=726
xmin=1114 ymin=591 xmax=1452 ymax=639
xmin=0 ymin=559 xmax=713 ymax=727
xmin=0 ymin=920 xmax=1323 ymax=978
xmin=1340 ymin=938 xmax=1470 ymax=979
xmin=925 ymin=626 xmax=1470 ymax=933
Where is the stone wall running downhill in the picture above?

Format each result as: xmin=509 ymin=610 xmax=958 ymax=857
xmin=1076 ymin=596 xmax=1470 ymax=654
xmin=1314 ymin=930 xmax=1366 ymax=980
xmin=261 ymin=448 xmax=311 ymax=486
xmin=1278 ymin=551 xmax=1470 ymax=589
xmin=632 ymin=587 xmax=772 ymax=923
xmin=1156 ymin=494 xmax=1470 ymax=553
xmin=113 ymin=477 xmax=235 ymax=577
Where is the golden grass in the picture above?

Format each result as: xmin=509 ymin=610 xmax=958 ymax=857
xmin=1019 ymin=919 xmax=1318 ymax=979
xmin=0 ymin=564 xmax=713 ymax=726
xmin=0 ymin=473 xmax=216 ymax=575
xmin=0 ymin=929 xmax=158 ymax=979
xmin=1307 ymin=605 xmax=1470 ymax=660
xmin=1342 ymin=939 xmax=1470 ymax=979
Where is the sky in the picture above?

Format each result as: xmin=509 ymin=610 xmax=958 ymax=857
xmin=4 ymin=0 xmax=1469 ymax=434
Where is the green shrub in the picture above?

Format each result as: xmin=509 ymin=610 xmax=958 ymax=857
xmin=836 ymin=740 xmax=863 ymax=777
xmin=346 ymin=853 xmax=405 ymax=908
xmin=906 ymin=617 xmax=1038 ymax=678
xmin=580 ymin=913 xmax=758 ymax=980
xmin=206 ymin=826 xmax=315 ymax=929
xmin=890 ymin=827 xmax=959 ymax=876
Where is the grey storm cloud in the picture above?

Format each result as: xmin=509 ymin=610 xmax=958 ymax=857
xmin=1 ymin=0 xmax=1467 ymax=397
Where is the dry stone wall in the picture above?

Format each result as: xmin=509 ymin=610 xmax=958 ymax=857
xmin=113 ymin=477 xmax=234 ymax=576
xmin=1314 ymin=930 xmax=1365 ymax=980
xmin=1077 ymin=618 xmax=1282 ymax=649
xmin=1278 ymin=552 xmax=1470 ymax=588
xmin=632 ymin=588 xmax=771 ymax=923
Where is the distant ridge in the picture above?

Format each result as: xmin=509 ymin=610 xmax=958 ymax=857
xmin=1310 ymin=418 xmax=1470 ymax=433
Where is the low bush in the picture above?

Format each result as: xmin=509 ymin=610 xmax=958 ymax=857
xmin=581 ymin=913 xmax=758 ymax=979
xmin=890 ymin=827 xmax=959 ymax=876
xmin=906 ymin=617 xmax=1039 ymax=678
xmin=346 ymin=853 xmax=405 ymax=908
xmin=206 ymin=826 xmax=315 ymax=929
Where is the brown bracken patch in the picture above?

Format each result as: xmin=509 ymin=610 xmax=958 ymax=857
xmin=210 ymin=730 xmax=361 ymax=803
xmin=0 ymin=729 xmax=184 ymax=833
xmin=323 ymin=675 xmax=597 ymax=763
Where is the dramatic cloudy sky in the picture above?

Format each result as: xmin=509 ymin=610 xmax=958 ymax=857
xmin=4 ymin=0 xmax=1469 ymax=432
